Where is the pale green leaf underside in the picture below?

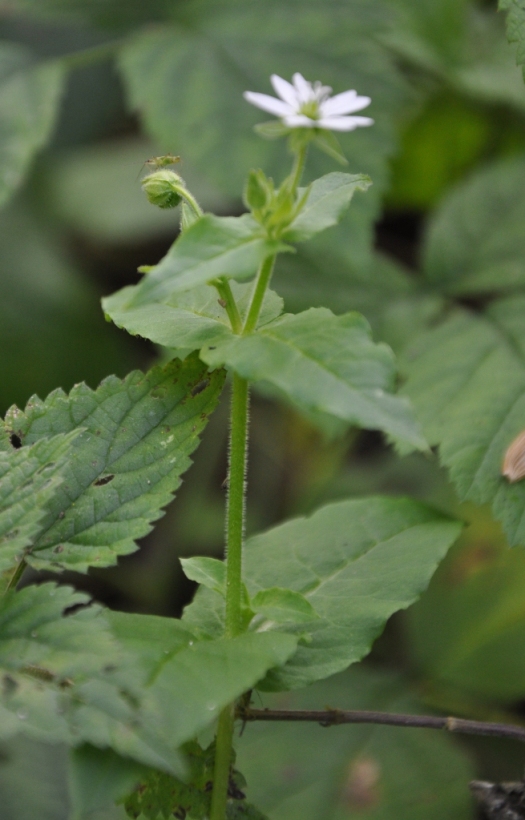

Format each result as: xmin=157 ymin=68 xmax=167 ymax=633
xmin=402 ymin=297 xmax=525 ymax=547
xmin=423 ymin=156 xmax=525 ymax=294
xmin=102 ymin=281 xmax=283 ymax=352
xmin=500 ymin=0 xmax=525 ymax=79
xmin=202 ymin=308 xmax=426 ymax=450
xmin=0 ymin=584 xmax=181 ymax=774
xmin=180 ymin=556 xmax=226 ymax=597
xmin=251 ymin=587 xmax=319 ymax=624
xmin=0 ymin=433 xmax=75 ymax=577
xmin=0 ymin=53 xmax=65 ymax=208
xmin=123 ymin=214 xmax=280 ymax=307
xmin=2 ymin=356 xmax=225 ymax=572
xmin=184 ymin=497 xmax=461 ymax=689
xmin=283 ymin=173 xmax=372 ymax=243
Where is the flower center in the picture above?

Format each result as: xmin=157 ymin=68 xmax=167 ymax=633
xmin=299 ymin=100 xmax=320 ymax=119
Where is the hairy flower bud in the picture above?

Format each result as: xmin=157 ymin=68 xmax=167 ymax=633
xmin=141 ymin=170 xmax=184 ymax=209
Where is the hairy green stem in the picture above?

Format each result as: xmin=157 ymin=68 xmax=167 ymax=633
xmin=210 ymin=373 xmax=249 ymax=819
xmin=210 ymin=704 xmax=235 ymax=820
xmin=211 ymin=144 xmax=307 ymax=819
xmin=213 ymin=278 xmax=243 ymax=334
xmin=288 ymin=143 xmax=308 ymax=193
xmin=242 ymin=255 xmax=276 ymax=335
xmin=224 ymin=373 xmax=249 ymax=636
xmin=179 ymin=187 xmax=203 ymax=220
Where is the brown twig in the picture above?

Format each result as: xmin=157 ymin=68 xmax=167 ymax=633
xmin=238 ymin=707 xmax=525 ymax=744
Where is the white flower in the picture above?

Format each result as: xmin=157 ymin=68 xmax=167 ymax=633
xmin=244 ymin=73 xmax=374 ymax=132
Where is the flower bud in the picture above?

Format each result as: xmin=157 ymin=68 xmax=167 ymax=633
xmin=141 ymin=170 xmax=183 ymax=209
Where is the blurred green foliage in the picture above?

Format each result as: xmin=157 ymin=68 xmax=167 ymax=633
xmin=1 ymin=0 xmax=525 ymax=817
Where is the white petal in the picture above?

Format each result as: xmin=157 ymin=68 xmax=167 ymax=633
xmin=317 ymin=115 xmax=374 ymax=131
xmin=282 ymin=113 xmax=316 ymax=128
xmin=292 ymin=72 xmax=313 ymax=104
xmin=270 ymin=74 xmax=299 ymax=108
xmin=243 ymin=91 xmax=292 ymax=117
xmin=320 ymin=91 xmax=371 ymax=117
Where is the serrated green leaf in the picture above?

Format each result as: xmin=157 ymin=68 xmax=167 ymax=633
xmin=123 ymin=215 xmax=280 ymax=307
xmin=0 ymin=49 xmax=65 ymax=207
xmin=2 ymin=356 xmax=225 ymax=572
xmin=282 ymin=173 xmax=371 ymax=243
xmin=102 ymin=281 xmax=283 ymax=352
xmin=401 ymin=297 xmax=525 ymax=547
xmin=184 ymin=497 xmax=462 ymax=690
xmin=180 ymin=556 xmax=227 ymax=596
xmin=251 ymin=588 xmax=319 ymax=625
xmin=0 ymin=584 xmax=181 ymax=774
xmin=423 ymin=155 xmax=525 ymax=294
xmin=202 ymin=308 xmax=426 ymax=450
xmin=0 ymin=433 xmax=76 ymax=583
xmin=236 ymin=667 xmax=474 ymax=820
xmin=500 ymin=0 xmax=525 ymax=80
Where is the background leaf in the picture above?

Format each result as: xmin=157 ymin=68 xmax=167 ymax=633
xmin=236 ymin=667 xmax=474 ymax=820
xmin=0 ymin=47 xmax=65 ymax=208
xmin=184 ymin=497 xmax=462 ymax=689
xmin=422 ymin=155 xmax=525 ymax=294
xmin=117 ymin=0 xmax=407 ymax=266
xmin=401 ymin=298 xmax=525 ymax=547
xmin=2 ymin=356 xmax=225 ymax=572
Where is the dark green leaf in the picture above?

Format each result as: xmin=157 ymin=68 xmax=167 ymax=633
xmin=282 ymin=173 xmax=371 ymax=243
xmin=202 ymin=308 xmax=426 ymax=450
xmin=0 ymin=48 xmax=65 ymax=207
xmin=422 ymin=155 xmax=525 ymax=294
xmin=2 ymin=356 xmax=225 ymax=572
xmin=401 ymin=298 xmax=525 ymax=547
xmin=184 ymin=497 xmax=461 ymax=689
xmin=102 ymin=281 xmax=283 ymax=352
xmin=236 ymin=667 xmax=474 ymax=820
xmin=122 ymin=215 xmax=279 ymax=307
